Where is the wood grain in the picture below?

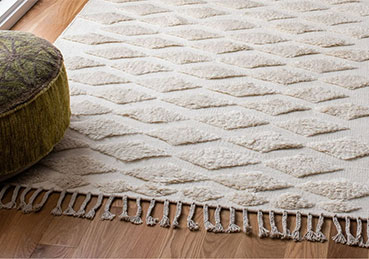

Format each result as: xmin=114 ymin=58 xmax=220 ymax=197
xmin=6 ymin=1 xmax=369 ymax=258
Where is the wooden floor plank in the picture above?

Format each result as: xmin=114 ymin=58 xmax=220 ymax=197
xmin=30 ymin=244 xmax=76 ymax=258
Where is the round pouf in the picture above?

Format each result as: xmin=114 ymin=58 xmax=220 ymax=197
xmin=0 ymin=30 xmax=70 ymax=181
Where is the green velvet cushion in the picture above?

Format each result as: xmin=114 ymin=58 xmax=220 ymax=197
xmin=0 ymin=30 xmax=71 ymax=180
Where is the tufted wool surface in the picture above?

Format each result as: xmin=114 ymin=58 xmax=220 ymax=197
xmin=8 ymin=0 xmax=369 ymax=219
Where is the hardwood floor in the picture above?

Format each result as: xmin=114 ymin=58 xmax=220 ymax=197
xmin=6 ymin=0 xmax=369 ymax=258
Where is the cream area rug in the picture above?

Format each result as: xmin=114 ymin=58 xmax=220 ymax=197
xmin=3 ymin=0 xmax=369 ymax=247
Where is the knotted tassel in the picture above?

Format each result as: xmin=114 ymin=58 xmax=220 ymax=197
xmin=146 ymin=199 xmax=158 ymax=226
xmin=242 ymin=208 xmax=252 ymax=234
xmin=257 ymin=210 xmax=269 ymax=238
xmin=130 ymin=197 xmax=143 ymax=224
xmin=332 ymin=215 xmax=346 ymax=244
xmin=269 ymin=211 xmax=282 ymax=238
xmin=213 ymin=205 xmax=224 ymax=233
xmin=17 ymin=186 xmax=31 ymax=210
xmin=187 ymin=203 xmax=199 ymax=231
xmin=63 ymin=191 xmax=78 ymax=216
xmin=0 ymin=185 xmax=10 ymax=208
xmin=314 ymin=214 xmax=326 ymax=242
xmin=84 ymin=193 xmax=103 ymax=219
xmin=292 ymin=211 xmax=302 ymax=241
xmin=364 ymin=219 xmax=369 ymax=248
xmin=119 ymin=195 xmax=130 ymax=221
xmin=33 ymin=189 xmax=53 ymax=212
xmin=203 ymin=204 xmax=215 ymax=231
xmin=226 ymin=207 xmax=241 ymax=233
xmin=75 ymin=192 xmax=91 ymax=217
xmin=160 ymin=200 xmax=170 ymax=228
xmin=345 ymin=217 xmax=356 ymax=246
xmin=172 ymin=201 xmax=182 ymax=228
xmin=3 ymin=185 xmax=21 ymax=209
xmin=22 ymin=188 xmax=43 ymax=213
xmin=281 ymin=211 xmax=291 ymax=239
xmin=355 ymin=218 xmax=364 ymax=247
xmin=303 ymin=213 xmax=315 ymax=241
xmin=101 ymin=196 xmax=116 ymax=220
xmin=51 ymin=190 xmax=67 ymax=216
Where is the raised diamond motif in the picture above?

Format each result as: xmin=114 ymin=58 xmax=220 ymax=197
xmin=142 ymin=14 xmax=189 ymax=27
xmin=274 ymin=21 xmax=321 ymax=34
xmin=299 ymin=179 xmax=369 ymax=200
xmin=96 ymin=180 xmax=131 ymax=194
xmin=147 ymin=126 xmax=219 ymax=145
xmin=53 ymin=132 xmax=88 ymax=152
xmin=339 ymin=25 xmax=369 ymax=39
xmin=63 ymin=33 xmax=122 ymax=45
xmin=284 ymin=87 xmax=346 ymax=103
xmin=118 ymin=107 xmax=186 ymax=123
xmin=86 ymin=46 xmax=145 ymax=60
xmin=138 ymin=76 xmax=198 ymax=92
xmin=246 ymin=10 xmax=295 ymax=21
xmin=192 ymin=39 xmax=250 ymax=54
xmin=81 ymin=12 xmax=132 ymax=24
xmin=198 ymin=110 xmax=268 ymax=130
xmin=213 ymin=172 xmax=290 ymax=191
xmin=162 ymin=94 xmax=234 ymax=109
xmin=231 ymin=32 xmax=287 ymax=45
xmin=294 ymin=59 xmax=356 ymax=73
xmin=93 ymin=141 xmax=169 ymax=162
xmin=182 ymin=186 xmax=222 ymax=202
xmin=70 ymin=117 xmax=137 ymax=140
xmin=323 ymin=75 xmax=369 ymax=90
xmin=228 ymin=131 xmax=303 ymax=153
xmin=159 ymin=0 xmax=205 ymax=5
xmin=227 ymin=192 xmax=268 ymax=207
xmin=319 ymin=201 xmax=360 ymax=213
xmin=273 ymin=193 xmax=314 ymax=210
xmin=259 ymin=44 xmax=318 ymax=58
xmin=279 ymin=1 xmax=327 ymax=12
xmin=220 ymin=54 xmax=284 ymax=69
xmin=204 ymin=20 xmax=255 ymax=31
xmin=178 ymin=147 xmax=259 ymax=170
xmin=305 ymin=12 xmax=360 ymax=25
xmin=216 ymin=0 xmax=263 ymax=9
xmin=326 ymin=49 xmax=369 ymax=62
xmin=242 ymin=99 xmax=309 ymax=115
xmin=69 ymin=71 xmax=129 ymax=85
xmin=112 ymin=60 xmax=169 ymax=75
xmin=299 ymin=35 xmax=352 ymax=47
xmin=122 ymin=164 xmax=208 ymax=184
xmin=335 ymin=3 xmax=369 ymax=16
xmin=206 ymin=82 xmax=276 ymax=97
xmin=132 ymin=183 xmax=177 ymax=197
xmin=118 ymin=4 xmax=169 ymax=16
xmin=64 ymin=56 xmax=104 ymax=70
xmin=127 ymin=36 xmax=182 ymax=49
xmin=321 ymin=0 xmax=359 ymax=4
xmin=251 ymin=68 xmax=315 ymax=85
xmin=167 ymin=29 xmax=220 ymax=40
xmin=277 ymin=118 xmax=348 ymax=136
xmin=181 ymin=7 xmax=226 ymax=18
xmin=180 ymin=64 xmax=246 ymax=79
xmin=70 ymin=100 xmax=111 ymax=116
xmin=41 ymin=155 xmax=114 ymax=176
xmin=88 ymin=87 xmax=154 ymax=104
xmin=307 ymin=138 xmax=369 ymax=160
xmin=155 ymin=49 xmax=210 ymax=64
xmin=265 ymin=154 xmax=342 ymax=178
xmin=103 ymin=25 xmax=157 ymax=36
xmin=319 ymin=103 xmax=369 ymax=120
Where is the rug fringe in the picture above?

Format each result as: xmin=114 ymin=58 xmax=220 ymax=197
xmin=172 ymin=201 xmax=182 ymax=228
xmin=187 ymin=202 xmax=199 ymax=231
xmin=146 ymin=199 xmax=158 ymax=226
xmin=159 ymin=200 xmax=170 ymax=228
xmin=3 ymin=185 xmax=369 ymax=248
